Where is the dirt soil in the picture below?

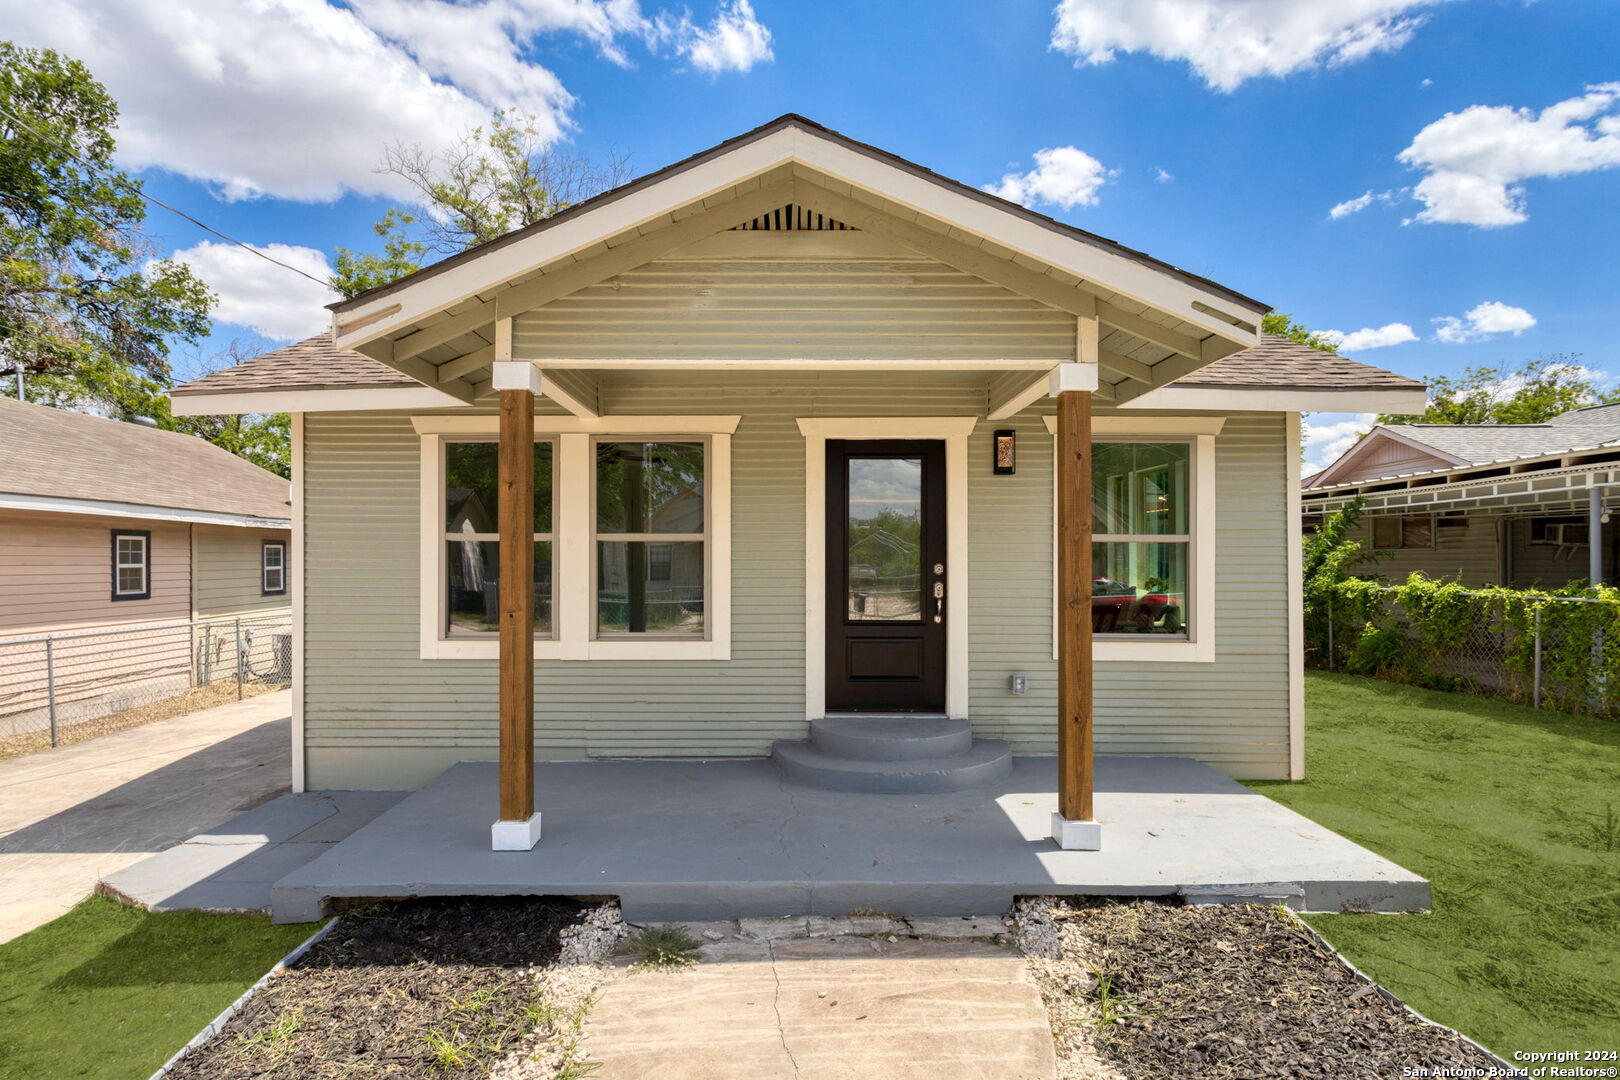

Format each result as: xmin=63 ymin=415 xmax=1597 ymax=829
xmin=0 ymin=680 xmax=282 ymax=759
xmin=164 ymin=897 xmax=589 ymax=1079
xmin=1016 ymin=898 xmax=1501 ymax=1080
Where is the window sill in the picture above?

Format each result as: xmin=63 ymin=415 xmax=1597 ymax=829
xmin=1093 ymin=639 xmax=1214 ymax=663
xmin=420 ymin=638 xmax=729 ymax=661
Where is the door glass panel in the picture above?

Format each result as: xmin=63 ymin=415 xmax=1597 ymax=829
xmin=846 ymin=457 xmax=923 ymax=622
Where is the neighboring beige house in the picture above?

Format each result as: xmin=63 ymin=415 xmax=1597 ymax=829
xmin=1302 ymin=403 xmax=1620 ymax=589
xmin=171 ymin=116 xmax=1424 ymax=850
xmin=0 ymin=397 xmax=292 ymax=725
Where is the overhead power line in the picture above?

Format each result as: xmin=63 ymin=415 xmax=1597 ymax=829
xmin=0 ymin=100 xmax=337 ymax=290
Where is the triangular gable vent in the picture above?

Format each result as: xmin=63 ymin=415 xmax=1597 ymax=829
xmin=731 ymin=203 xmax=855 ymax=231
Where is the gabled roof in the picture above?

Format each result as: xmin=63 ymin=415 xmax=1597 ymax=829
xmin=331 ymin=114 xmax=1269 ymax=325
xmin=173 ymin=334 xmax=416 ymax=396
xmin=0 ymin=397 xmax=290 ymax=522
xmin=1306 ymin=401 xmax=1620 ymax=491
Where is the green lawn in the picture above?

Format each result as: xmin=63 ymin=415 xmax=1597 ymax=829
xmin=1251 ymin=671 xmax=1620 ymax=1058
xmin=0 ymin=896 xmax=316 ymax=1080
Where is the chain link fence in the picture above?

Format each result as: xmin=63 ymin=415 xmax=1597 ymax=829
xmin=0 ymin=611 xmax=292 ymax=757
xmin=1307 ymin=589 xmax=1614 ymax=717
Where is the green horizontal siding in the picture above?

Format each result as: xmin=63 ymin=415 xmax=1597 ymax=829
xmin=302 ymin=382 xmax=1291 ymax=788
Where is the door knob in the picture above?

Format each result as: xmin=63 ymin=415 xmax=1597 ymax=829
xmin=933 ymin=582 xmax=944 ymax=599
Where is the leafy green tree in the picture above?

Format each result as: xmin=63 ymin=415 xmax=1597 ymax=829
xmin=1263 ymin=311 xmax=1340 ymax=354
xmin=1302 ymin=495 xmax=1383 ymax=603
xmin=1376 ymin=354 xmax=1619 ymax=426
xmin=0 ymin=43 xmax=211 ymax=394
xmin=332 ymin=111 xmax=627 ymax=299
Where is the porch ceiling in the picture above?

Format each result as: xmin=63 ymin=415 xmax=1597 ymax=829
xmin=356 ymin=164 xmax=1229 ymax=415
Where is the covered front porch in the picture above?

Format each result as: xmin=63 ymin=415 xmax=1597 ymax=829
xmin=268 ymin=754 xmax=1429 ymax=924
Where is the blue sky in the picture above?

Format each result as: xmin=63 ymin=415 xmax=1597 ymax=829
xmin=4 ymin=0 xmax=1618 ymax=468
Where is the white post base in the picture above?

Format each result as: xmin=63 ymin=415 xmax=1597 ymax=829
xmin=1050 ymin=813 xmax=1102 ymax=850
xmin=491 ymin=813 xmax=543 ymax=851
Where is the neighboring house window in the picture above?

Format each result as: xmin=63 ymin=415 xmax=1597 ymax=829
xmin=1372 ymin=515 xmax=1434 ymax=550
xmin=111 ymin=530 xmax=150 ymax=600
xmin=262 ymin=540 xmax=287 ymax=595
xmin=1091 ymin=441 xmax=1191 ymax=638
xmin=594 ymin=441 xmax=706 ymax=637
xmin=443 ymin=440 xmax=555 ymax=637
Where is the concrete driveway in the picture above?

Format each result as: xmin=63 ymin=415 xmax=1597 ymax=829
xmin=0 ymin=690 xmax=291 ymax=942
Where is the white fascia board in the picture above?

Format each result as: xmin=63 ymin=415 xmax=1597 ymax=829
xmin=1042 ymin=415 xmax=1226 ymax=436
xmin=0 ymin=492 xmax=290 ymax=529
xmin=1120 ymin=386 xmax=1429 ymax=414
xmin=171 ymin=386 xmax=470 ymax=416
xmin=412 ymin=414 xmax=741 ymax=435
xmin=332 ymin=122 xmax=1265 ymax=351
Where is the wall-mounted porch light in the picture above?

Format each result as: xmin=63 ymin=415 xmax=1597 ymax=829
xmin=993 ymin=429 xmax=1016 ymax=475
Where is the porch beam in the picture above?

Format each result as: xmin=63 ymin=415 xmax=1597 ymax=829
xmin=1096 ymin=300 xmax=1203 ymax=361
xmin=1052 ymin=386 xmax=1099 ymax=849
xmin=437 ymin=343 xmax=496 ymax=384
xmin=539 ymin=369 xmax=601 ymax=418
xmin=1106 ymin=351 xmax=1210 ymax=407
xmin=395 ymin=298 xmax=495 ymax=362
xmin=491 ymin=361 xmax=540 ymax=851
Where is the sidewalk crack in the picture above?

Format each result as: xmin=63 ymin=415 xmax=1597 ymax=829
xmin=765 ymin=939 xmax=801 ymax=1077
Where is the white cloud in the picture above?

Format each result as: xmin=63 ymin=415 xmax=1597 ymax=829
xmin=1328 ymin=188 xmax=1402 ymax=219
xmin=677 ymin=0 xmax=773 ymax=73
xmin=1320 ymin=323 xmax=1418 ymax=352
xmin=1399 ymin=83 xmax=1620 ymax=226
xmin=0 ymin=0 xmax=774 ymax=202
xmin=1050 ymin=0 xmax=1452 ymax=92
xmin=1303 ymin=413 xmax=1378 ymax=473
xmin=163 ymin=241 xmax=339 ymax=342
xmin=986 ymin=146 xmax=1113 ymax=210
xmin=1432 ymin=300 xmax=1537 ymax=344
xmin=1153 ymin=166 xmax=1174 ymax=183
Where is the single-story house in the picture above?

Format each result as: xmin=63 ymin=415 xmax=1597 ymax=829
xmin=1302 ymin=402 xmax=1620 ymax=588
xmin=172 ymin=115 xmax=1425 ymax=854
xmin=0 ymin=396 xmax=292 ymax=726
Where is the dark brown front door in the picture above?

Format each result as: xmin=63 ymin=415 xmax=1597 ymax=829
xmin=826 ymin=440 xmax=947 ymax=713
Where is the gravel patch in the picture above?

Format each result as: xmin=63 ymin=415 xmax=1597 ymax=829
xmin=163 ymin=896 xmax=626 ymax=1079
xmin=1013 ymin=897 xmax=1500 ymax=1080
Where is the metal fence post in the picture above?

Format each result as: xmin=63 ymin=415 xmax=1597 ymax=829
xmin=1327 ymin=593 xmax=1334 ymax=670
xmin=1532 ymin=606 xmax=1543 ymax=710
xmin=44 ymin=637 xmax=58 ymax=747
xmin=234 ymin=617 xmax=244 ymax=700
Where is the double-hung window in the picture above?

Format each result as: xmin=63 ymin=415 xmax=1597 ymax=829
xmin=594 ymin=441 xmax=706 ymax=637
xmin=262 ymin=540 xmax=287 ymax=595
xmin=1046 ymin=416 xmax=1218 ymax=662
xmin=419 ymin=417 xmax=733 ymax=660
xmin=443 ymin=440 xmax=555 ymax=637
xmin=111 ymin=530 xmax=150 ymax=600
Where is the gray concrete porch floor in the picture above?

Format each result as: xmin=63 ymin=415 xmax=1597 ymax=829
xmin=270 ymin=756 xmax=1429 ymax=923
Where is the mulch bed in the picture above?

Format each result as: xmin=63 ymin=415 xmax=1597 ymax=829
xmin=1019 ymin=898 xmax=1501 ymax=1080
xmin=165 ymin=897 xmax=587 ymax=1079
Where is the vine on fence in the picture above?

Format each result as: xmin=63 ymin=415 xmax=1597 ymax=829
xmin=1305 ymin=573 xmax=1620 ymax=716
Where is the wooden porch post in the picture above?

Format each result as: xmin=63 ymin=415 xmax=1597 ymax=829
xmin=491 ymin=356 xmax=541 ymax=850
xmin=1051 ymin=354 xmax=1102 ymax=848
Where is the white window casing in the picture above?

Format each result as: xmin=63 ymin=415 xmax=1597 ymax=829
xmin=262 ymin=540 xmax=287 ymax=595
xmin=111 ymin=530 xmax=150 ymax=600
xmin=415 ymin=415 xmax=736 ymax=661
xmin=1043 ymin=415 xmax=1221 ymax=663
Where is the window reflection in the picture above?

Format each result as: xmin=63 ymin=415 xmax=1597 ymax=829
xmin=846 ymin=457 xmax=923 ymax=622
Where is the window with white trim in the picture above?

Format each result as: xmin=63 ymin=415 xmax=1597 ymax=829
xmin=417 ymin=419 xmax=734 ymax=661
xmin=1092 ymin=440 xmax=1191 ymax=637
xmin=262 ymin=540 xmax=287 ymax=595
xmin=443 ymin=439 xmax=555 ymax=637
xmin=111 ymin=530 xmax=150 ymax=600
xmin=593 ymin=440 xmax=707 ymax=637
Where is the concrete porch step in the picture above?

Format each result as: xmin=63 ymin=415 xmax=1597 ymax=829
xmin=810 ymin=715 xmax=972 ymax=761
xmin=772 ymin=736 xmax=1012 ymax=794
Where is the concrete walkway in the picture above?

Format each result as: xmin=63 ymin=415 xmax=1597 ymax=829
xmin=587 ymin=924 xmax=1057 ymax=1079
xmin=0 ymin=690 xmax=291 ymax=942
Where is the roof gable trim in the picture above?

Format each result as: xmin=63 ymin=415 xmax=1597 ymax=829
xmin=334 ymin=121 xmax=1264 ymax=354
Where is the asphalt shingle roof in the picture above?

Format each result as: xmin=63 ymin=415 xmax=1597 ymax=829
xmin=1381 ymin=405 xmax=1620 ymax=466
xmin=1176 ymin=335 xmax=1423 ymax=389
xmin=0 ymin=397 xmax=291 ymax=521
xmin=172 ymin=334 xmax=414 ymax=395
